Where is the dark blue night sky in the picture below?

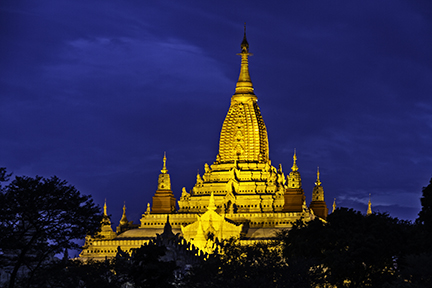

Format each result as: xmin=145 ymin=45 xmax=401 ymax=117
xmin=1 ymin=1 xmax=431 ymax=224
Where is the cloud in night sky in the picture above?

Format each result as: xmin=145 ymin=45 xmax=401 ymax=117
xmin=1 ymin=0 xmax=432 ymax=224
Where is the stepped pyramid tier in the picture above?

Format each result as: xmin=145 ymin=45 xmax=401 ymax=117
xmin=178 ymin=29 xmax=286 ymax=214
xmin=309 ymin=167 xmax=329 ymax=220
xmin=151 ymin=153 xmax=177 ymax=214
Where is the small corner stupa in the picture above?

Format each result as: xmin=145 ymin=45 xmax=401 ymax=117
xmin=309 ymin=167 xmax=329 ymax=220
xmin=151 ymin=152 xmax=177 ymax=214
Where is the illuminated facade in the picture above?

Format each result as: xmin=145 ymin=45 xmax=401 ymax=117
xmin=80 ymin=30 xmax=328 ymax=260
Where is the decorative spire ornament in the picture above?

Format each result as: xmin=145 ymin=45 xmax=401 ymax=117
xmin=367 ymin=194 xmax=372 ymax=215
xmin=315 ymin=167 xmax=321 ymax=186
xmin=217 ymin=26 xmax=269 ymax=163
xmin=145 ymin=203 xmax=151 ymax=215
xmin=234 ymin=23 xmax=254 ymax=96
xmin=119 ymin=202 xmax=128 ymax=226
xmin=161 ymin=151 xmax=168 ymax=174
xmin=332 ymin=198 xmax=336 ymax=213
xmin=291 ymin=149 xmax=299 ymax=172
xmin=103 ymin=199 xmax=107 ymax=216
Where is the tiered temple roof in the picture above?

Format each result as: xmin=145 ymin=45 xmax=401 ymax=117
xmin=80 ymin=29 xmax=329 ymax=260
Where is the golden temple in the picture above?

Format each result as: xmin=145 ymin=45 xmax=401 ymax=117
xmin=80 ymin=29 xmax=328 ymax=260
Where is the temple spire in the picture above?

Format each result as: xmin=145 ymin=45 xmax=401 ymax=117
xmin=309 ymin=167 xmax=328 ymax=219
xmin=103 ymin=199 xmax=107 ymax=216
xmin=367 ymin=194 xmax=372 ymax=215
xmin=119 ymin=202 xmax=129 ymax=226
xmin=161 ymin=152 xmax=168 ymax=174
xmin=152 ymin=153 xmax=176 ymax=213
xmin=234 ymin=24 xmax=254 ymax=96
xmin=332 ymin=198 xmax=336 ymax=213
xmin=315 ymin=167 xmax=321 ymax=186
xmin=241 ymin=23 xmax=248 ymax=52
xmin=98 ymin=199 xmax=116 ymax=239
xmin=291 ymin=149 xmax=299 ymax=172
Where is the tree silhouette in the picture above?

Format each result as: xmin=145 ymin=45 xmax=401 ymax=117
xmin=416 ymin=177 xmax=432 ymax=234
xmin=281 ymin=209 xmax=412 ymax=287
xmin=0 ymin=169 xmax=101 ymax=288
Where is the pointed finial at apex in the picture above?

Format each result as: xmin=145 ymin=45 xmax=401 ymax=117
xmin=119 ymin=201 xmax=128 ymax=225
xmin=235 ymin=24 xmax=254 ymax=96
xmin=332 ymin=198 xmax=336 ymax=213
xmin=241 ymin=22 xmax=249 ymax=53
xmin=367 ymin=194 xmax=372 ymax=215
xmin=315 ymin=167 xmax=321 ymax=186
xmin=161 ymin=152 xmax=168 ymax=174
xmin=291 ymin=149 xmax=299 ymax=172
xmin=145 ymin=202 xmax=151 ymax=215
xmin=104 ymin=199 xmax=107 ymax=216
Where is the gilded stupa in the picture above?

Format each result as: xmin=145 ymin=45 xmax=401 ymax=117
xmin=178 ymin=29 xmax=286 ymax=215
xmin=80 ymin=29 xmax=328 ymax=260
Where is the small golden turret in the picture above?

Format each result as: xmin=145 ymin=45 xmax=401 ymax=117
xmin=309 ymin=167 xmax=328 ymax=220
xmin=315 ymin=167 xmax=322 ymax=186
xmin=152 ymin=153 xmax=177 ymax=213
xmin=119 ymin=202 xmax=129 ymax=226
xmin=287 ymin=150 xmax=302 ymax=188
xmin=103 ymin=199 xmax=108 ymax=216
xmin=157 ymin=152 xmax=171 ymax=190
xmin=97 ymin=200 xmax=116 ymax=239
xmin=291 ymin=149 xmax=299 ymax=172
xmin=117 ymin=202 xmax=137 ymax=234
xmin=283 ymin=150 xmax=305 ymax=212
xmin=161 ymin=151 xmax=168 ymax=174
xmin=312 ymin=167 xmax=324 ymax=202
xmin=145 ymin=203 xmax=151 ymax=215
xmin=367 ymin=194 xmax=372 ymax=215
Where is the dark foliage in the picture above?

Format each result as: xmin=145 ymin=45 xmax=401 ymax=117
xmin=25 ymin=258 xmax=120 ymax=288
xmin=416 ymin=177 xmax=432 ymax=235
xmin=280 ymin=209 xmax=414 ymax=287
xmin=185 ymin=238 xmax=325 ymax=288
xmin=0 ymin=167 xmax=11 ymax=185
xmin=0 ymin=169 xmax=102 ymax=288
xmin=24 ymin=243 xmax=178 ymax=288
xmin=127 ymin=243 xmax=177 ymax=288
